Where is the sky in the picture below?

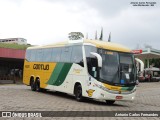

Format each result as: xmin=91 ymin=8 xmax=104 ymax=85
xmin=0 ymin=0 xmax=159 ymax=49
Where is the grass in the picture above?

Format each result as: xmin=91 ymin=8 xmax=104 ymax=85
xmin=0 ymin=43 xmax=31 ymax=50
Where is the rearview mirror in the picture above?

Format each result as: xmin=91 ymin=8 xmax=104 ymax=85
xmin=135 ymin=58 xmax=144 ymax=72
xmin=90 ymin=52 xmax=102 ymax=68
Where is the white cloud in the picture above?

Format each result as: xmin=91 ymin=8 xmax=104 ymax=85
xmin=102 ymin=7 xmax=160 ymax=49
xmin=0 ymin=0 xmax=159 ymax=49
xmin=0 ymin=0 xmax=103 ymax=45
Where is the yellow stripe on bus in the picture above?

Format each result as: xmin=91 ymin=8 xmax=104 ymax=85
xmin=103 ymin=83 xmax=122 ymax=91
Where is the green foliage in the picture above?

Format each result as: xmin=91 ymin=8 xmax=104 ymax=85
xmin=145 ymin=58 xmax=160 ymax=68
xmin=99 ymin=28 xmax=103 ymax=40
xmin=0 ymin=43 xmax=31 ymax=50
xmin=68 ymin=32 xmax=84 ymax=40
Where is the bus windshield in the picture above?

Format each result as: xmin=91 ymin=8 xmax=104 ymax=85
xmin=98 ymin=49 xmax=136 ymax=86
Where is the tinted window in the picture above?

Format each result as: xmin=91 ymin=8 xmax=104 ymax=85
xmin=51 ymin=47 xmax=62 ymax=62
xmin=60 ymin=46 xmax=72 ymax=62
xmin=120 ymin=54 xmax=132 ymax=64
xmin=85 ymin=46 xmax=98 ymax=76
xmin=119 ymin=53 xmax=136 ymax=84
xmin=43 ymin=48 xmax=52 ymax=62
xmin=85 ymin=45 xmax=97 ymax=57
xmin=71 ymin=46 xmax=83 ymax=63
xmin=26 ymin=49 xmax=31 ymax=61
xmin=99 ymin=50 xmax=119 ymax=83
xmin=36 ymin=49 xmax=43 ymax=62
xmin=30 ymin=49 xmax=37 ymax=61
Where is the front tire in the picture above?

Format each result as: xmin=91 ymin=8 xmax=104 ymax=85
xmin=75 ymin=84 xmax=83 ymax=102
xmin=106 ymin=100 xmax=115 ymax=105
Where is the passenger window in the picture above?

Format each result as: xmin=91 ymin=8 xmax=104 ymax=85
xmin=26 ymin=50 xmax=31 ymax=61
xmin=85 ymin=46 xmax=98 ymax=77
xmin=51 ymin=47 xmax=62 ymax=62
xmin=30 ymin=50 xmax=37 ymax=62
xmin=36 ymin=49 xmax=43 ymax=62
xmin=60 ymin=46 xmax=72 ymax=62
xmin=85 ymin=45 xmax=97 ymax=58
xmin=71 ymin=46 xmax=83 ymax=67
xmin=43 ymin=48 xmax=52 ymax=62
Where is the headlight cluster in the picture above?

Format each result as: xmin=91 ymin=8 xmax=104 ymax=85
xmin=94 ymin=83 xmax=136 ymax=94
xmin=94 ymin=83 xmax=109 ymax=92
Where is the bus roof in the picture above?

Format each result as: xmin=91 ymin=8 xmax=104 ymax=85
xmin=28 ymin=39 xmax=131 ymax=53
xmin=84 ymin=39 xmax=131 ymax=53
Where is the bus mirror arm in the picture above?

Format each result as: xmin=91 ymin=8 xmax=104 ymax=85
xmin=135 ymin=58 xmax=144 ymax=72
xmin=90 ymin=52 xmax=102 ymax=68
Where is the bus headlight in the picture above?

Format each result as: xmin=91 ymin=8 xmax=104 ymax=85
xmin=94 ymin=83 xmax=136 ymax=95
xmin=94 ymin=83 xmax=109 ymax=92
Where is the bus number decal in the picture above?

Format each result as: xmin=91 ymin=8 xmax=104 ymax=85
xmin=25 ymin=65 xmax=30 ymax=68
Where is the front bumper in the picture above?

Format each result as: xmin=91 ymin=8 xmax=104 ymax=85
xmin=92 ymin=86 xmax=136 ymax=101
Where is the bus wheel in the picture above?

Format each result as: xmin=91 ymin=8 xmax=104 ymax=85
xmin=106 ymin=100 xmax=115 ymax=105
xmin=30 ymin=79 xmax=36 ymax=91
xmin=75 ymin=84 xmax=83 ymax=102
xmin=35 ymin=79 xmax=42 ymax=92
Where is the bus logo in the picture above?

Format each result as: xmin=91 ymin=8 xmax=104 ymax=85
xmin=33 ymin=64 xmax=49 ymax=70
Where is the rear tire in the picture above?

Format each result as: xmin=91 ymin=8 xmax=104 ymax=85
xmin=106 ymin=100 xmax=115 ymax=105
xmin=75 ymin=84 xmax=83 ymax=102
xmin=35 ymin=79 xmax=42 ymax=92
xmin=30 ymin=79 xmax=36 ymax=91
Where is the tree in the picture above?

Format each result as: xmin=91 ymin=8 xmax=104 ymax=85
xmin=68 ymin=32 xmax=84 ymax=40
xmin=99 ymin=28 xmax=103 ymax=41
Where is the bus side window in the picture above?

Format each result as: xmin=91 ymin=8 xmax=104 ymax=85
xmin=86 ymin=57 xmax=98 ymax=78
xmin=60 ymin=46 xmax=72 ymax=63
xmin=26 ymin=50 xmax=31 ymax=61
xmin=85 ymin=45 xmax=98 ymax=78
xmin=30 ymin=49 xmax=37 ymax=62
xmin=51 ymin=47 xmax=62 ymax=62
xmin=43 ymin=48 xmax=52 ymax=62
xmin=36 ymin=49 xmax=43 ymax=62
xmin=71 ymin=46 xmax=84 ymax=67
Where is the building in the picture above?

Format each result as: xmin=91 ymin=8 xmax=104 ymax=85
xmin=0 ymin=42 xmax=30 ymax=83
xmin=0 ymin=38 xmax=27 ymax=45
xmin=134 ymin=47 xmax=160 ymax=68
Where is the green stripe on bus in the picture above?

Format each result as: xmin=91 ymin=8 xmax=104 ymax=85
xmin=53 ymin=63 xmax=72 ymax=86
xmin=47 ymin=63 xmax=64 ymax=85
xmin=47 ymin=63 xmax=72 ymax=86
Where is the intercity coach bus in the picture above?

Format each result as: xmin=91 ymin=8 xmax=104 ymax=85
xmin=23 ymin=38 xmax=139 ymax=104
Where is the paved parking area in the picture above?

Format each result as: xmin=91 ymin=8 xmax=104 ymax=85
xmin=0 ymin=82 xmax=160 ymax=119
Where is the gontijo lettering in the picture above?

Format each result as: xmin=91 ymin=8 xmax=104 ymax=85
xmin=33 ymin=64 xmax=49 ymax=70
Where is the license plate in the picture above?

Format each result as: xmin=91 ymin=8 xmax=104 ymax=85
xmin=116 ymin=96 xmax=123 ymax=100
